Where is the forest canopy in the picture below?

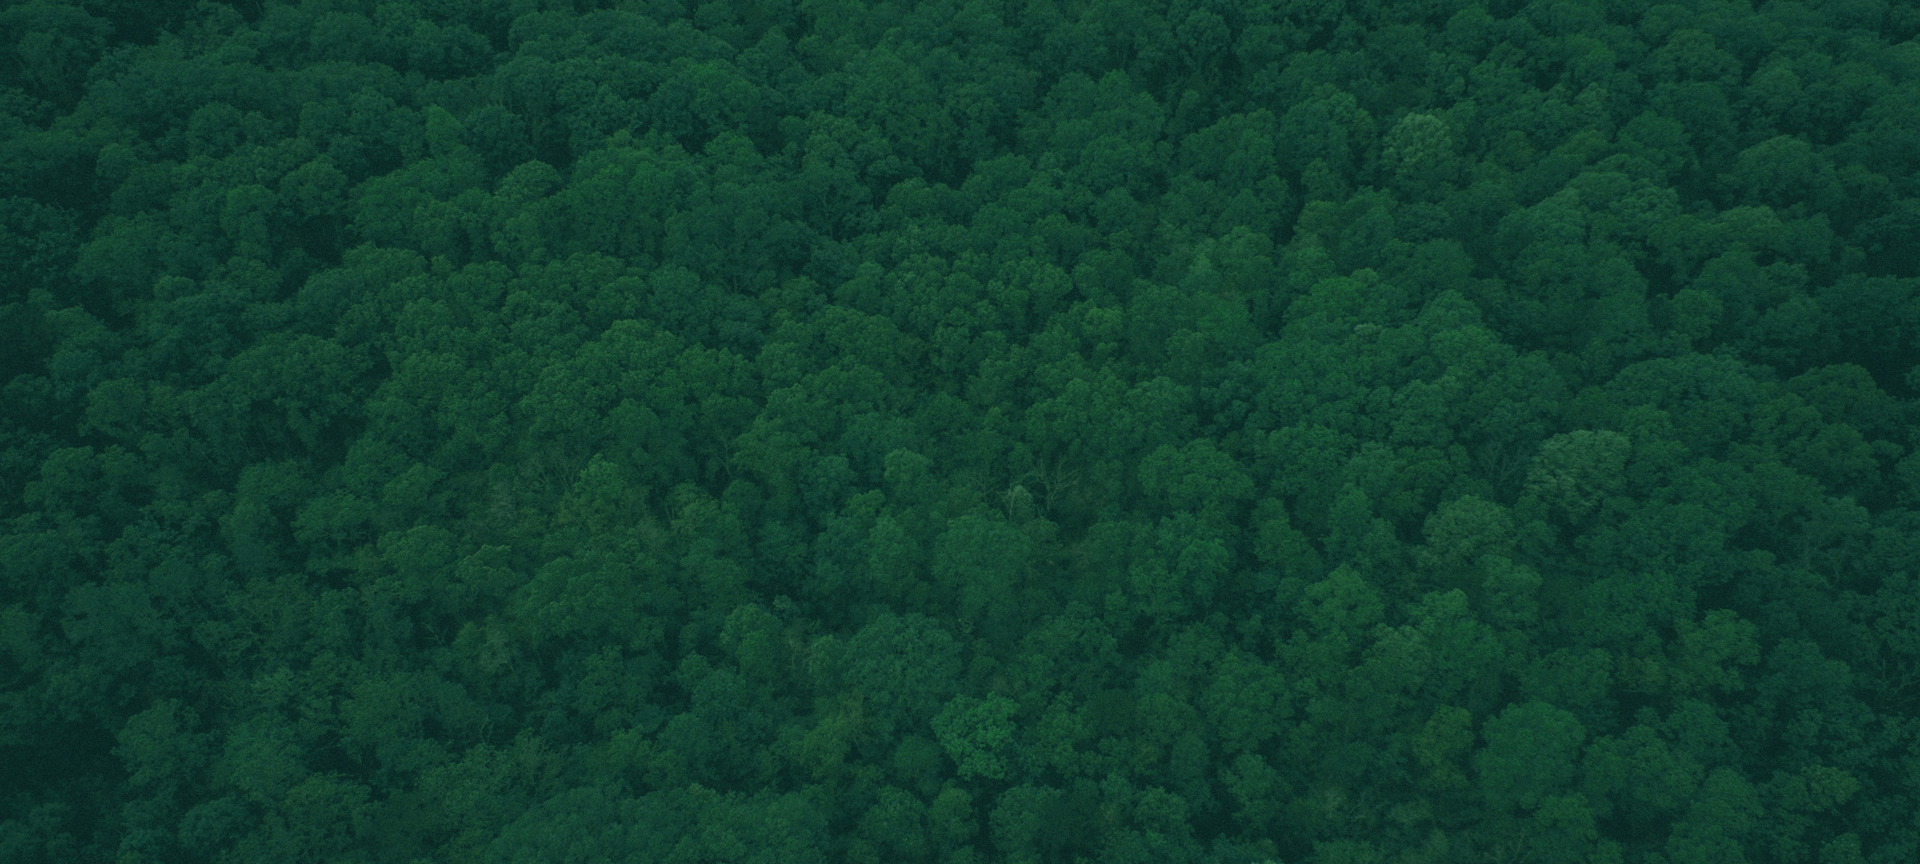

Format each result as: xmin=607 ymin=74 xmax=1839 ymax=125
xmin=4 ymin=0 xmax=1920 ymax=863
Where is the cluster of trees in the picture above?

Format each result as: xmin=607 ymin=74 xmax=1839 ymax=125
xmin=3 ymin=0 xmax=1920 ymax=862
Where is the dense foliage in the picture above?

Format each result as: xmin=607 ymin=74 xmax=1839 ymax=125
xmin=4 ymin=0 xmax=1920 ymax=862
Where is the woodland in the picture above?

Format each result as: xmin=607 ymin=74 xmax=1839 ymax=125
xmin=3 ymin=0 xmax=1920 ymax=862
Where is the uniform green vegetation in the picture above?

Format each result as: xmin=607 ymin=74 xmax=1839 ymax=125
xmin=3 ymin=0 xmax=1920 ymax=862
